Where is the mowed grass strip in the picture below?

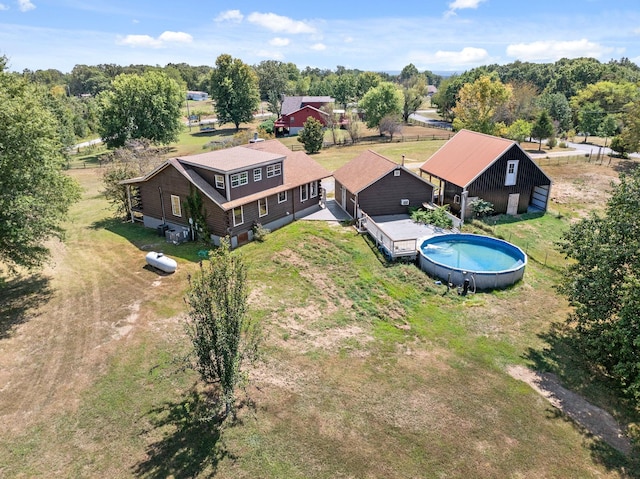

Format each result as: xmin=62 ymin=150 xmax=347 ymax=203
xmin=1 ymin=157 xmax=638 ymax=477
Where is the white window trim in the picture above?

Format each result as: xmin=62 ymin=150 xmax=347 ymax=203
xmin=267 ymin=163 xmax=282 ymax=178
xmin=505 ymin=160 xmax=519 ymax=186
xmin=231 ymin=171 xmax=248 ymax=188
xmin=258 ymin=198 xmax=268 ymax=217
xmin=300 ymin=184 xmax=309 ymax=202
xmin=233 ymin=206 xmax=244 ymax=226
xmin=170 ymin=194 xmax=181 ymax=217
xmin=215 ymin=174 xmax=225 ymax=189
xmin=310 ymin=181 xmax=318 ymax=198
xmin=254 ymin=168 xmax=262 ymax=182
xmin=453 ymin=194 xmax=461 ymax=204
xmin=278 ymin=191 xmax=287 ymax=203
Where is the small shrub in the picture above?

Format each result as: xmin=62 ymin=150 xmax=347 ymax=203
xmin=470 ymin=198 xmax=494 ymax=218
xmin=559 ymin=141 xmax=568 ymax=148
xmin=409 ymin=206 xmax=453 ymax=229
xmin=253 ymin=223 xmax=270 ymax=242
xmin=547 ymin=136 xmax=557 ymax=148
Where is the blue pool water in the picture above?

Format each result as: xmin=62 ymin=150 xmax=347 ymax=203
xmin=418 ymin=234 xmax=527 ymax=289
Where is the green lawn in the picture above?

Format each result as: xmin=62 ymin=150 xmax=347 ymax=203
xmin=2 ymin=141 xmax=638 ymax=478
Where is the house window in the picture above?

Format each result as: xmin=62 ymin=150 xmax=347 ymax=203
xmin=310 ymin=181 xmax=318 ymax=198
xmin=258 ymin=198 xmax=268 ymax=217
xmin=278 ymin=191 xmax=287 ymax=203
xmin=453 ymin=194 xmax=461 ymax=204
xmin=233 ymin=206 xmax=244 ymax=226
xmin=231 ymin=171 xmax=248 ymax=188
xmin=267 ymin=163 xmax=282 ymax=178
xmin=394 ymin=170 xmax=401 ymax=177
xmin=170 ymin=195 xmax=181 ymax=217
xmin=253 ymin=168 xmax=262 ymax=182
xmin=505 ymin=160 xmax=519 ymax=186
xmin=215 ymin=175 xmax=224 ymax=189
xmin=300 ymin=184 xmax=309 ymax=202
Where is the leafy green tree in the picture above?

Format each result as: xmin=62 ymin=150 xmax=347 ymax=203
xmin=598 ymin=114 xmax=618 ymax=147
xmin=355 ymin=71 xmax=381 ymax=99
xmin=0 ymin=67 xmax=81 ymax=271
xmin=333 ymin=73 xmax=357 ymax=108
xmin=610 ymin=135 xmax=633 ymax=157
xmin=558 ymin=168 xmax=640 ymax=400
xmin=98 ymin=71 xmax=184 ymax=148
xmin=297 ymin=116 xmax=324 ymax=154
xmin=102 ymin=161 xmax=138 ymax=220
xmin=576 ymin=101 xmax=605 ymax=143
xmin=254 ymin=60 xmax=297 ymax=116
xmin=402 ymin=76 xmax=427 ymax=123
xmin=506 ymin=119 xmax=532 ymax=143
xmin=619 ymin=101 xmax=640 ymax=154
xmin=399 ymin=63 xmax=420 ymax=83
xmin=452 ymin=75 xmax=512 ymax=135
xmin=536 ymin=92 xmax=573 ymax=133
xmin=210 ymin=54 xmax=260 ymax=131
xmin=359 ymin=81 xmax=403 ymax=133
xmin=531 ymin=111 xmax=554 ymax=151
xmin=185 ymin=239 xmax=259 ymax=417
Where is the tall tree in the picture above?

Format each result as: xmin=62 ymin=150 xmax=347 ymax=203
xmin=536 ymin=92 xmax=573 ymax=133
xmin=355 ymin=71 xmax=381 ymax=100
xmin=531 ymin=110 xmax=554 ymax=151
xmin=359 ymin=81 xmax=403 ymax=133
xmin=619 ymin=101 xmax=640 ymax=153
xmin=210 ymin=54 xmax=260 ymax=131
xmin=254 ymin=60 xmax=297 ymax=116
xmin=185 ymin=239 xmax=259 ymax=417
xmin=402 ymin=76 xmax=427 ymax=123
xmin=576 ymin=102 xmax=605 ymax=143
xmin=333 ymin=73 xmax=357 ymax=108
xmin=297 ymin=116 xmax=324 ymax=154
xmin=558 ymin=168 xmax=640 ymax=400
xmin=0 ymin=65 xmax=81 ymax=271
xmin=98 ymin=71 xmax=184 ymax=148
xmin=452 ymin=75 xmax=512 ymax=135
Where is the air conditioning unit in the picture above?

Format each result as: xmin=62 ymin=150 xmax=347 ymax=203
xmin=400 ymin=199 xmax=410 ymax=206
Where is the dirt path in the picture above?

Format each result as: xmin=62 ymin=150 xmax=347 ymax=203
xmin=507 ymin=365 xmax=633 ymax=455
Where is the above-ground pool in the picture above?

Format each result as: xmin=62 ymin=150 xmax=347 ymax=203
xmin=418 ymin=233 xmax=527 ymax=290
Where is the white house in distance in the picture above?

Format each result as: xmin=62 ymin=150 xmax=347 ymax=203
xmin=186 ymin=91 xmax=209 ymax=101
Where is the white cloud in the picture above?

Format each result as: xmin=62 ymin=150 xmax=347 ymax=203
xmin=446 ymin=0 xmax=485 ymax=16
xmin=506 ymin=39 xmax=614 ymax=61
xmin=310 ymin=43 xmax=326 ymax=51
xmin=247 ymin=12 xmax=316 ymax=34
xmin=256 ymin=49 xmax=284 ymax=60
xmin=0 ymin=3 xmax=9 ymax=10
xmin=269 ymin=37 xmax=290 ymax=47
xmin=158 ymin=31 xmax=193 ymax=43
xmin=17 ymin=0 xmax=35 ymax=12
xmin=117 ymin=31 xmax=192 ymax=48
xmin=215 ymin=9 xmax=243 ymax=23
xmin=435 ymin=46 xmax=489 ymax=63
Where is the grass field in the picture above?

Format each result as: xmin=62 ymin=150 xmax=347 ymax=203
xmin=1 ymin=138 xmax=639 ymax=477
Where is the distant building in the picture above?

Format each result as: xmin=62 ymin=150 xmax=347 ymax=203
xmin=275 ymin=96 xmax=335 ymax=136
xmin=186 ymin=91 xmax=209 ymax=101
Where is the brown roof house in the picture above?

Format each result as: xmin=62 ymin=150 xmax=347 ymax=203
xmin=122 ymin=140 xmax=330 ymax=247
xmin=419 ymin=129 xmax=552 ymax=222
xmin=333 ymin=150 xmax=435 ymax=219
xmin=275 ymin=95 xmax=334 ymax=136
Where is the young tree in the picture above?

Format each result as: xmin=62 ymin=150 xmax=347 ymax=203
xmin=402 ymin=76 xmax=427 ymax=122
xmin=210 ymin=54 xmax=260 ymax=131
xmin=506 ymin=119 xmax=532 ymax=143
xmin=184 ymin=239 xmax=259 ymax=417
xmin=345 ymin=111 xmax=361 ymax=143
xmin=379 ymin=114 xmax=403 ymax=141
xmin=531 ymin=111 xmax=554 ymax=151
xmin=98 ymin=71 xmax=184 ymax=148
xmin=359 ymin=81 xmax=403 ymax=134
xmin=0 ymin=66 xmax=81 ymax=271
xmin=320 ymin=104 xmax=339 ymax=145
xmin=452 ymin=75 xmax=512 ymax=135
xmin=576 ymin=102 xmax=605 ymax=143
xmin=297 ymin=116 xmax=324 ymax=154
xmin=558 ymin=168 xmax=640 ymax=400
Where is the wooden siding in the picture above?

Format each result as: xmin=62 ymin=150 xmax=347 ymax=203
xmin=357 ymin=170 xmax=433 ymax=216
xmin=227 ymin=161 xmax=283 ymax=201
xmin=467 ymin=145 xmax=551 ymax=214
xmin=227 ymin=189 xmax=296 ymax=237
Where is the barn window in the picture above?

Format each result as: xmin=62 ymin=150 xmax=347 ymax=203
xmin=453 ymin=194 xmax=461 ymax=204
xmin=258 ymin=198 xmax=268 ymax=217
xmin=232 ymin=206 xmax=244 ymax=226
xmin=394 ymin=170 xmax=401 ymax=177
xmin=170 ymin=195 xmax=181 ymax=217
xmin=505 ymin=160 xmax=519 ymax=186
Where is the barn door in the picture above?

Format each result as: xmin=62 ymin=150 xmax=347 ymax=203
xmin=341 ymin=187 xmax=347 ymax=211
xmin=507 ymin=193 xmax=519 ymax=215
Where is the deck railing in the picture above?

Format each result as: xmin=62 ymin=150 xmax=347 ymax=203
xmin=358 ymin=212 xmax=418 ymax=260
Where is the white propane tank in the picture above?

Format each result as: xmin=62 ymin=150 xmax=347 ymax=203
xmin=145 ymin=251 xmax=177 ymax=273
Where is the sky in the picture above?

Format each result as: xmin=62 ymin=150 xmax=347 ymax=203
xmin=1 ymin=0 xmax=640 ymax=74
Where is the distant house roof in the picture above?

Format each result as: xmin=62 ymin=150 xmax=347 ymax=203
xmin=333 ymin=150 xmax=402 ymax=193
xmin=419 ymin=129 xmax=517 ymax=188
xmin=122 ymin=140 xmax=330 ymax=211
xmin=281 ymin=95 xmax=335 ymax=115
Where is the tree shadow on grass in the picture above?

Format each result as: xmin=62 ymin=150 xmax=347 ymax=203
xmin=133 ymin=388 xmax=234 ymax=478
xmin=0 ymin=274 xmax=52 ymax=339
xmin=524 ymin=323 xmax=640 ymax=476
